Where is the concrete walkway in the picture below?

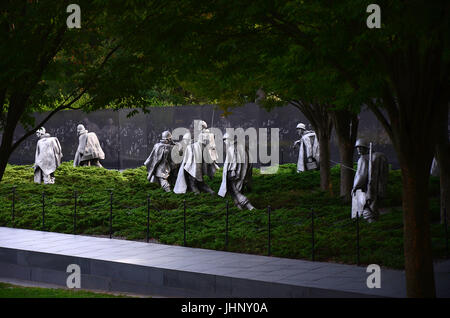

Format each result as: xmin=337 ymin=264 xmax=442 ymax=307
xmin=0 ymin=227 xmax=449 ymax=297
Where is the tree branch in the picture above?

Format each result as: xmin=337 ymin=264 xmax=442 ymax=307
xmin=366 ymin=98 xmax=394 ymax=142
xmin=10 ymin=44 xmax=120 ymax=153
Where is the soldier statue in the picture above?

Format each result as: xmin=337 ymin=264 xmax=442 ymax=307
xmin=174 ymin=131 xmax=218 ymax=195
xmin=74 ymin=124 xmax=105 ymax=167
xmin=351 ymin=139 xmax=389 ymax=223
xmin=193 ymin=120 xmax=219 ymax=163
xmin=430 ymin=157 xmax=439 ymax=177
xmin=294 ymin=123 xmax=320 ymax=172
xmin=33 ymin=127 xmax=63 ymax=184
xmin=172 ymin=132 xmax=192 ymax=161
xmin=144 ymin=131 xmax=177 ymax=192
xmin=218 ymin=133 xmax=255 ymax=210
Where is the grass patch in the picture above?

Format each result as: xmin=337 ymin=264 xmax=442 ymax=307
xmin=0 ymin=282 xmax=130 ymax=298
xmin=0 ymin=162 xmax=445 ymax=269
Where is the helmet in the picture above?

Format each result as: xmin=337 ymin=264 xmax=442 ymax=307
xmin=195 ymin=120 xmax=207 ymax=131
xmin=77 ymin=124 xmax=87 ymax=136
xmin=77 ymin=124 xmax=85 ymax=132
xmin=355 ymin=138 xmax=369 ymax=148
xmin=223 ymin=132 xmax=233 ymax=141
xmin=36 ymin=127 xmax=46 ymax=137
xmin=296 ymin=123 xmax=306 ymax=130
xmin=161 ymin=131 xmax=172 ymax=141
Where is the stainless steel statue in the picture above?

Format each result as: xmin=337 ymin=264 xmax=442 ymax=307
xmin=74 ymin=124 xmax=105 ymax=167
xmin=33 ymin=127 xmax=63 ymax=184
xmin=174 ymin=131 xmax=218 ymax=195
xmin=144 ymin=131 xmax=178 ymax=192
xmin=194 ymin=120 xmax=218 ymax=163
xmin=351 ymin=139 xmax=389 ymax=222
xmin=218 ymin=133 xmax=255 ymax=210
xmin=173 ymin=132 xmax=192 ymax=160
xmin=294 ymin=123 xmax=320 ymax=172
xmin=430 ymin=157 xmax=439 ymax=177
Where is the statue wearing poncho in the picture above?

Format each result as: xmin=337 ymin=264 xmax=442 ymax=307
xmin=74 ymin=124 xmax=105 ymax=167
xmin=33 ymin=127 xmax=63 ymax=184
xmin=218 ymin=133 xmax=254 ymax=210
xmin=144 ymin=131 xmax=177 ymax=192
xmin=294 ymin=123 xmax=320 ymax=172
xmin=351 ymin=139 xmax=389 ymax=222
xmin=173 ymin=132 xmax=218 ymax=195
xmin=193 ymin=120 xmax=219 ymax=164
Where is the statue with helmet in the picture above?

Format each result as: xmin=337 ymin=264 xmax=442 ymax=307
xmin=144 ymin=130 xmax=178 ymax=192
xmin=218 ymin=132 xmax=255 ymax=210
xmin=172 ymin=132 xmax=192 ymax=161
xmin=293 ymin=123 xmax=320 ymax=172
xmin=193 ymin=119 xmax=219 ymax=164
xmin=173 ymin=131 xmax=218 ymax=195
xmin=73 ymin=124 xmax=105 ymax=167
xmin=351 ymin=138 xmax=389 ymax=222
xmin=33 ymin=127 xmax=63 ymax=184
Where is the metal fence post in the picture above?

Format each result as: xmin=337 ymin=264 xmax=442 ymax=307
xmin=225 ymin=201 xmax=229 ymax=250
xmin=11 ymin=186 xmax=16 ymax=227
xmin=42 ymin=191 xmax=45 ymax=230
xmin=147 ymin=195 xmax=150 ymax=243
xmin=183 ymin=200 xmax=187 ymax=247
xmin=311 ymin=209 xmax=315 ymax=262
xmin=109 ymin=190 xmax=113 ymax=239
xmin=268 ymin=205 xmax=271 ymax=256
xmin=73 ymin=190 xmax=77 ymax=234
xmin=356 ymin=211 xmax=360 ymax=266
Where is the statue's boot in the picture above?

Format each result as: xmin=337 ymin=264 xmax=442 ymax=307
xmin=363 ymin=206 xmax=378 ymax=223
xmin=93 ymin=159 xmax=103 ymax=167
xmin=245 ymin=202 xmax=255 ymax=211
xmin=199 ymin=182 xmax=215 ymax=195
xmin=187 ymin=175 xmax=201 ymax=195
xmin=43 ymin=173 xmax=55 ymax=184
xmin=230 ymin=184 xmax=252 ymax=210
xmin=159 ymin=178 xmax=171 ymax=192
xmin=229 ymin=193 xmax=242 ymax=209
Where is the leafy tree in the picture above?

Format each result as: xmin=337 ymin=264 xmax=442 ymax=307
xmin=154 ymin=0 xmax=449 ymax=297
xmin=0 ymin=0 xmax=193 ymax=181
xmin=165 ymin=2 xmax=357 ymax=194
xmin=1 ymin=0 xmax=448 ymax=298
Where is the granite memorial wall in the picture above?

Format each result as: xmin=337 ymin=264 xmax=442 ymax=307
xmin=6 ymin=103 xmax=398 ymax=170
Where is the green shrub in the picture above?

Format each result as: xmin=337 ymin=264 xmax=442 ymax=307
xmin=0 ymin=162 xmax=445 ymax=269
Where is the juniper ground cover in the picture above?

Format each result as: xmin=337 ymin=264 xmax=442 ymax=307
xmin=0 ymin=162 xmax=446 ymax=269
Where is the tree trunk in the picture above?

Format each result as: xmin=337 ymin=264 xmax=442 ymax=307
xmin=402 ymin=162 xmax=436 ymax=297
xmin=338 ymin=141 xmax=354 ymax=201
xmin=364 ymin=35 xmax=449 ymax=296
xmin=388 ymin=116 xmax=440 ymax=298
xmin=332 ymin=110 xmax=359 ymax=202
xmin=436 ymin=143 xmax=450 ymax=224
xmin=0 ymin=95 xmax=28 ymax=183
xmin=318 ymin=130 xmax=331 ymax=193
xmin=0 ymin=128 xmax=15 ymax=182
xmin=0 ymin=150 xmax=10 ymax=182
xmin=435 ymin=107 xmax=449 ymax=224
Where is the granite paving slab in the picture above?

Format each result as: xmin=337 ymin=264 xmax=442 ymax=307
xmin=1 ymin=227 xmax=449 ymax=298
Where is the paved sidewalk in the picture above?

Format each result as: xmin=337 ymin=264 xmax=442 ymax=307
xmin=0 ymin=227 xmax=449 ymax=297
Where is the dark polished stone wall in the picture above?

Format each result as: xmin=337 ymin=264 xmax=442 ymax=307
xmin=6 ymin=103 xmax=399 ymax=169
